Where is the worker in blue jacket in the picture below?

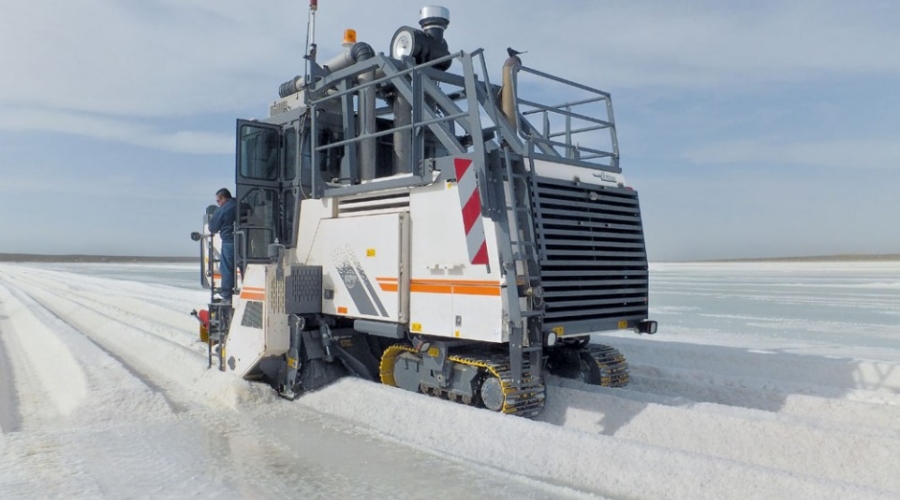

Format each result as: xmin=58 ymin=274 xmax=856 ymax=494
xmin=209 ymin=188 xmax=237 ymax=303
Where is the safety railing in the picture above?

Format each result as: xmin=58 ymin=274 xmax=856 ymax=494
xmin=512 ymin=66 xmax=620 ymax=172
xmin=302 ymin=48 xmax=528 ymax=198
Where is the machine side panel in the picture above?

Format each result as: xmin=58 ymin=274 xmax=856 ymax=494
xmin=451 ymin=286 xmax=503 ymax=342
xmin=408 ymin=177 xmax=504 ymax=342
xmin=225 ymin=264 xmax=271 ymax=377
xmin=264 ymin=264 xmax=289 ymax=354
xmin=293 ymin=198 xmax=334 ymax=264
xmin=305 ymin=213 xmax=405 ymax=321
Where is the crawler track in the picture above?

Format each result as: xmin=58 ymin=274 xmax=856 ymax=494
xmin=380 ymin=344 xmax=546 ymax=417
xmin=583 ymin=344 xmax=630 ymax=387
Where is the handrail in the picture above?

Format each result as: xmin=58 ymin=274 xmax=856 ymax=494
xmin=519 ymin=99 xmax=613 ymax=129
xmin=313 ymin=110 xmax=469 ymax=152
xmin=303 ymin=45 xmax=623 ymax=197
xmin=307 ymin=50 xmax=497 ymax=191
xmin=512 ymin=64 xmax=620 ymax=171
xmin=522 ymin=94 xmax=608 ymax=113
xmin=516 ymin=66 xmax=611 ymax=98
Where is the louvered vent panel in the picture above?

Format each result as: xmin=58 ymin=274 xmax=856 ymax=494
xmin=532 ymin=176 xmax=649 ymax=333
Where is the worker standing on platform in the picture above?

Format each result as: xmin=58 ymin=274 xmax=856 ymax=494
xmin=209 ymin=188 xmax=236 ymax=303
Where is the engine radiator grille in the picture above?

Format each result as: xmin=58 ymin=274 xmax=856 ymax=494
xmin=532 ymin=176 xmax=649 ymax=335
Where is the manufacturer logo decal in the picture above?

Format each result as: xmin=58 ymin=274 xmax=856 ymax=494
xmin=593 ymin=171 xmax=617 ymax=183
xmin=334 ymin=245 xmax=388 ymax=317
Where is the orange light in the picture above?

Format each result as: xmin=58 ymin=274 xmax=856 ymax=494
xmin=337 ymin=306 xmax=348 ymax=314
xmin=342 ymin=29 xmax=357 ymax=47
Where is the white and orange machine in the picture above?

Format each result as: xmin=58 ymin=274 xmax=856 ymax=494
xmin=193 ymin=5 xmax=656 ymax=417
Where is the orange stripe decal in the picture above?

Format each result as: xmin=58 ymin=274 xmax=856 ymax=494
xmin=213 ymin=270 xmax=243 ymax=280
xmin=239 ymin=291 xmax=266 ymax=301
xmin=376 ymin=277 xmax=499 ymax=286
xmin=412 ymin=284 xmax=452 ymax=294
xmin=449 ymin=285 xmax=501 ymax=297
xmin=376 ymin=277 xmax=500 ymax=296
xmin=413 ymin=278 xmax=499 ymax=286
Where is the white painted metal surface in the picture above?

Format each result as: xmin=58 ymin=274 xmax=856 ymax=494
xmin=224 ymin=264 xmax=288 ymax=377
xmin=306 ymin=212 xmax=409 ymax=322
xmin=533 ymin=158 xmax=627 ymax=188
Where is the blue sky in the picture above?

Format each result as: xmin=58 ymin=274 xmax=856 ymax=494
xmin=1 ymin=0 xmax=898 ymax=261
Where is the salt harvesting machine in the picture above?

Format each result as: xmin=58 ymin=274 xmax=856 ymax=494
xmin=191 ymin=4 xmax=656 ymax=417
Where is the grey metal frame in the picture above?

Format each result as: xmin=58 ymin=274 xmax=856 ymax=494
xmin=250 ymin=47 xmax=644 ymax=384
xmin=512 ymin=65 xmax=621 ymax=172
xmin=290 ymin=48 xmax=622 ymax=203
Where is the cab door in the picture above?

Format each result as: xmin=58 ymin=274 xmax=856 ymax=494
xmin=235 ymin=120 xmax=282 ymax=265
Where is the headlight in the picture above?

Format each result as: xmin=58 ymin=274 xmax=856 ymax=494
xmin=391 ymin=27 xmax=417 ymax=59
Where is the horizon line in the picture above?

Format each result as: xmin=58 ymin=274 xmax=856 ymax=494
xmin=2 ymin=252 xmax=899 ymax=264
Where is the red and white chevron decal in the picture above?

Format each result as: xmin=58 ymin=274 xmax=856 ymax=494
xmin=454 ymin=158 xmax=489 ymax=265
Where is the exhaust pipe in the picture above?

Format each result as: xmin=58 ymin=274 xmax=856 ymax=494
xmin=278 ymin=34 xmax=376 ymax=98
xmin=500 ymin=51 xmax=522 ymax=134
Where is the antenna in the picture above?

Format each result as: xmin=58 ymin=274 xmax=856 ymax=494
xmin=304 ymin=0 xmax=318 ymax=84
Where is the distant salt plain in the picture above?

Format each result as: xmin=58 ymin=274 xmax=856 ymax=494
xmin=1 ymin=260 xmax=898 ymax=499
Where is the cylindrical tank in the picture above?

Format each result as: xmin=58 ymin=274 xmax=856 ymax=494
xmin=359 ymin=71 xmax=377 ymax=181
xmin=393 ymin=95 xmax=412 ymax=174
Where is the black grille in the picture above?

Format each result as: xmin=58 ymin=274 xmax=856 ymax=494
xmin=241 ymin=301 xmax=264 ymax=329
xmin=286 ymin=265 xmax=323 ymax=314
xmin=532 ymin=176 xmax=649 ymax=334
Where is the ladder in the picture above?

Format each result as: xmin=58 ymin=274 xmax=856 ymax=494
xmin=498 ymin=140 xmax=545 ymax=383
xmin=203 ymin=228 xmax=231 ymax=370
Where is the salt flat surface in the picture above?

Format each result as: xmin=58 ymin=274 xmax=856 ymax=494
xmin=1 ymin=261 xmax=898 ymax=499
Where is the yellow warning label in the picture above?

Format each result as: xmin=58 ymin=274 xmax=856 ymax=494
xmin=411 ymin=322 xmax=422 ymax=332
xmin=617 ymin=320 xmax=628 ymax=329
xmin=427 ymin=347 xmax=439 ymax=357
xmin=552 ymin=326 xmax=564 ymax=336
xmin=366 ymin=248 xmax=376 ymax=257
